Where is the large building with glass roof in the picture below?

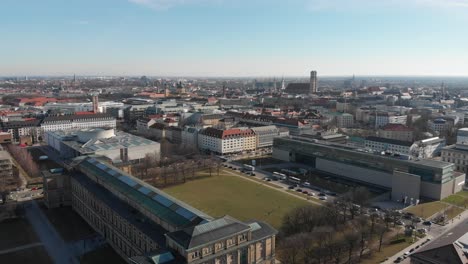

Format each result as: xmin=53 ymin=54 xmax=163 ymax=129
xmin=273 ymin=136 xmax=466 ymax=202
xmin=45 ymin=128 xmax=160 ymax=164
xmin=70 ymin=156 xmax=277 ymax=264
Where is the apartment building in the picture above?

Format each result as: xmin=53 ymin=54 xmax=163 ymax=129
xmin=370 ymin=113 xmax=407 ymax=128
xmin=68 ymin=157 xmax=277 ymax=263
xmin=250 ymin=126 xmax=288 ymax=148
xmin=198 ymin=128 xmax=256 ymax=155
xmin=428 ymin=118 xmax=454 ymax=135
xmin=41 ymin=113 xmax=116 ymax=133
xmin=377 ymin=124 xmax=414 ymax=142
xmin=0 ymin=150 xmax=13 ymax=189
xmin=1 ymin=120 xmax=41 ymax=143
xmin=365 ymin=136 xmax=414 ymax=155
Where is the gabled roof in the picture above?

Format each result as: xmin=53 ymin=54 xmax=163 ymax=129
xmin=166 ymin=216 xmax=250 ymax=250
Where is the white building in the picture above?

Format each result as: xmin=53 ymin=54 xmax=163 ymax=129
xmin=428 ymin=118 xmax=454 ymax=135
xmin=45 ymin=128 xmax=160 ymax=164
xmin=41 ymin=114 xmax=117 ymax=135
xmin=198 ymin=127 xmax=256 ymax=155
xmin=371 ymin=113 xmax=407 ymax=128
xmin=377 ymin=124 xmax=414 ymax=142
xmin=411 ymin=137 xmax=446 ymax=159
xmin=365 ymin=136 xmax=414 ymax=156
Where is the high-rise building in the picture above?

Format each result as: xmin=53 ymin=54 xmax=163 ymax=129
xmin=310 ymin=70 xmax=318 ymax=94
xmin=92 ymin=95 xmax=99 ymax=113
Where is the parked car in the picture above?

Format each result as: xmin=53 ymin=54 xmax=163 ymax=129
xmin=318 ymin=192 xmax=326 ymax=196
xmin=319 ymin=196 xmax=328 ymax=201
xmin=423 ymin=221 xmax=432 ymax=226
xmin=414 ymin=217 xmax=422 ymax=223
xmin=396 ymin=220 xmax=404 ymax=225
xmin=296 ymin=189 xmax=303 ymax=192
xmin=302 ymin=190 xmax=308 ymax=194
xmin=288 ymin=186 xmax=295 ymax=190
xmin=307 ymin=192 xmax=315 ymax=196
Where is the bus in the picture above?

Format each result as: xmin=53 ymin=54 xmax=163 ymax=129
xmin=288 ymin=176 xmax=301 ymax=185
xmin=243 ymin=164 xmax=255 ymax=172
xmin=273 ymin=172 xmax=287 ymax=180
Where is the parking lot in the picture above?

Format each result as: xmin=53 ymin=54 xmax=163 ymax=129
xmin=223 ymin=162 xmax=336 ymax=203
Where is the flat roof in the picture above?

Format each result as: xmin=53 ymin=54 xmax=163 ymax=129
xmin=276 ymin=137 xmax=453 ymax=170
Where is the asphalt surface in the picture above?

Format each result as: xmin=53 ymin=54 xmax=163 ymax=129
xmin=224 ymin=161 xmax=334 ymax=204
xmin=384 ymin=209 xmax=468 ymax=264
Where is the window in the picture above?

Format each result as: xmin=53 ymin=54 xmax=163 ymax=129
xmin=192 ymin=251 xmax=200 ymax=259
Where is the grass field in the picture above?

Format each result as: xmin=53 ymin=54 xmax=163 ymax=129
xmin=0 ymin=218 xmax=39 ymax=251
xmin=163 ymin=170 xmax=311 ymax=228
xmin=405 ymin=201 xmax=448 ymax=219
xmin=0 ymin=245 xmax=52 ymax=264
xmin=443 ymin=195 xmax=468 ymax=208
xmin=361 ymin=235 xmax=415 ymax=264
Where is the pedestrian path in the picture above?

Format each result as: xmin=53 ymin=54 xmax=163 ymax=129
xmin=0 ymin=242 xmax=42 ymax=255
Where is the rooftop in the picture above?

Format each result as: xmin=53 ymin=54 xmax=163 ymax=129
xmin=48 ymin=129 xmax=158 ymax=153
xmin=365 ymin=136 xmax=414 ymax=147
xmin=76 ymin=157 xmax=212 ymax=229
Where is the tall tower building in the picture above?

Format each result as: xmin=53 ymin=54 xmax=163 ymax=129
xmin=310 ymin=70 xmax=318 ymax=94
xmin=92 ymin=94 xmax=99 ymax=113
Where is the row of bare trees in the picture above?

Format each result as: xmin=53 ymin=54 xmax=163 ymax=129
xmin=132 ymin=150 xmax=223 ymax=187
xmin=4 ymin=144 xmax=40 ymax=178
xmin=278 ymin=188 xmax=397 ymax=264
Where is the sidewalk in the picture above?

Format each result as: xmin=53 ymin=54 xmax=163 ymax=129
xmin=383 ymin=209 xmax=468 ymax=264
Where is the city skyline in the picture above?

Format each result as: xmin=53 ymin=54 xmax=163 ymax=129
xmin=1 ymin=0 xmax=468 ymax=76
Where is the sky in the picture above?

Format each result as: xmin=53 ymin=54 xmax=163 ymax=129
xmin=1 ymin=0 xmax=468 ymax=77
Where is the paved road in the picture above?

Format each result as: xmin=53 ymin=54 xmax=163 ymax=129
xmin=220 ymin=167 xmax=324 ymax=206
xmin=23 ymin=200 xmax=79 ymax=264
xmin=226 ymin=162 xmax=334 ymax=203
xmin=0 ymin=242 xmax=43 ymax=255
xmin=383 ymin=209 xmax=468 ymax=264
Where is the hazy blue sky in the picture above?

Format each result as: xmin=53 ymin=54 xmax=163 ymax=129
xmin=1 ymin=0 xmax=468 ymax=77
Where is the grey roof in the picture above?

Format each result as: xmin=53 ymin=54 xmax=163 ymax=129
xmin=365 ymin=136 xmax=413 ymax=147
xmin=245 ymin=220 xmax=278 ymax=242
xmin=43 ymin=113 xmax=113 ymax=123
xmin=76 ymin=157 xmax=212 ymax=229
xmin=166 ymin=216 xmax=250 ymax=250
xmin=73 ymin=172 xmax=167 ymax=246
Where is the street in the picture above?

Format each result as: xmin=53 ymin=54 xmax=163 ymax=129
xmin=383 ymin=209 xmax=468 ymax=264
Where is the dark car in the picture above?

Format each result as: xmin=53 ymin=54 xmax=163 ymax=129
xmin=288 ymin=186 xmax=295 ymax=189
xmin=423 ymin=221 xmax=432 ymax=226
xmin=296 ymin=189 xmax=302 ymax=192
xmin=318 ymin=192 xmax=326 ymax=196
xmin=302 ymin=190 xmax=308 ymax=194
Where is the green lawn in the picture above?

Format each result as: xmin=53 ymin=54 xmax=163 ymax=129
xmin=163 ymin=171 xmax=311 ymax=228
xmin=0 ymin=246 xmax=52 ymax=264
xmin=361 ymin=235 xmax=415 ymax=264
xmin=456 ymin=190 xmax=468 ymax=197
xmin=405 ymin=202 xmax=448 ymax=219
xmin=442 ymin=194 xmax=468 ymax=208
xmin=0 ymin=219 xmax=40 ymax=251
